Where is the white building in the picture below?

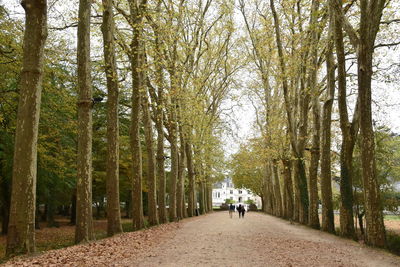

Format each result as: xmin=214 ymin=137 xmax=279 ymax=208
xmin=212 ymin=177 xmax=262 ymax=208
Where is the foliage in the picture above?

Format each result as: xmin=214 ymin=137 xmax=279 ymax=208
xmin=225 ymin=198 xmax=235 ymax=204
xmin=230 ymin=139 xmax=265 ymax=197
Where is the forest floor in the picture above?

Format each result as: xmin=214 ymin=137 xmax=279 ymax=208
xmin=2 ymin=212 xmax=400 ymax=266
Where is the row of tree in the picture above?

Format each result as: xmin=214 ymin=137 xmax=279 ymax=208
xmin=232 ymin=0 xmax=399 ymax=248
xmin=0 ymin=0 xmax=236 ymax=257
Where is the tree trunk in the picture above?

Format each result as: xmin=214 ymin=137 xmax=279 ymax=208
xmin=74 ymin=0 xmax=94 ymax=244
xmin=129 ymin=0 xmax=145 ymax=231
xmin=270 ymin=0 xmax=309 ymax=224
xmin=333 ymin=4 xmax=356 ymax=239
xmin=272 ymin=161 xmax=282 ymax=217
xmin=320 ymin=10 xmax=335 ymax=233
xmin=282 ymin=159 xmax=294 ymax=220
xmin=142 ymin=91 xmax=159 ymax=226
xmin=186 ymin=142 xmax=195 ymax=217
xmin=358 ymin=30 xmax=386 ymax=249
xmin=308 ymin=96 xmax=321 ymax=229
xmin=357 ymin=0 xmax=386 ymax=248
xmin=6 ymin=0 xmax=47 ymax=256
xmin=307 ymin=0 xmax=321 ymax=230
xmin=176 ymin=133 xmax=186 ymax=219
xmin=207 ymin=182 xmax=213 ymax=213
xmin=168 ymin=125 xmax=178 ymax=221
xmin=101 ymin=0 xmax=122 ymax=237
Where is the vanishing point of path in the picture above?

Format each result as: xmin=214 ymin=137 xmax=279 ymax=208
xmin=4 ymin=212 xmax=400 ymax=267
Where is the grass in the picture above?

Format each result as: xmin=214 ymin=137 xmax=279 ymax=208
xmin=384 ymin=215 xmax=400 ymax=221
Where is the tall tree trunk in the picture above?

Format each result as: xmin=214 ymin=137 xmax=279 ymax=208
xmin=101 ymin=0 xmax=122 ymax=237
xmin=207 ymin=181 xmax=213 ymax=213
xmin=333 ymin=4 xmax=357 ymax=239
xmin=129 ymin=0 xmax=145 ymax=231
xmin=307 ymin=0 xmax=321 ymax=230
xmin=199 ymin=181 xmax=205 ymax=215
xmin=176 ymin=133 xmax=186 ymax=219
xmin=272 ymin=161 xmax=282 ymax=217
xmin=168 ymin=124 xmax=178 ymax=221
xmin=331 ymin=0 xmax=386 ymax=247
xmin=320 ymin=10 xmax=335 ymax=233
xmin=270 ymin=0 xmax=308 ymax=224
xmin=308 ymin=95 xmax=321 ymax=229
xmin=6 ymin=0 xmax=47 ymax=256
xmin=142 ymin=92 xmax=159 ymax=226
xmin=357 ymin=11 xmax=386 ymax=250
xmin=154 ymin=39 xmax=167 ymax=225
xmin=186 ymin=142 xmax=195 ymax=217
xmin=358 ymin=1 xmax=386 ymax=247
xmin=75 ymin=0 xmax=94 ymax=244
xmin=155 ymin=115 xmax=167 ymax=223
xmin=292 ymin=160 xmax=300 ymax=221
xmin=282 ymin=159 xmax=293 ymax=219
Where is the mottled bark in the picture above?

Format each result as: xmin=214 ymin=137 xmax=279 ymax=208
xmin=358 ymin=0 xmax=386 ymax=247
xmin=168 ymin=125 xmax=178 ymax=221
xmin=282 ymin=159 xmax=293 ymax=220
xmin=75 ymin=0 xmax=94 ymax=244
xmin=129 ymin=0 xmax=145 ymax=230
xmin=308 ymin=96 xmax=320 ymax=229
xmin=320 ymin=8 xmax=335 ymax=234
xmin=333 ymin=2 xmax=356 ymax=238
xmin=270 ymin=0 xmax=308 ymax=224
xmin=6 ymin=0 xmax=47 ymax=255
xmin=199 ymin=180 xmax=206 ymax=215
xmin=207 ymin=182 xmax=213 ymax=213
xmin=101 ymin=0 xmax=122 ymax=237
xmin=142 ymin=91 xmax=158 ymax=226
xmin=306 ymin=0 xmax=321 ymax=230
xmin=272 ymin=161 xmax=282 ymax=217
xmin=176 ymin=131 xmax=186 ymax=219
xmin=186 ymin=142 xmax=195 ymax=217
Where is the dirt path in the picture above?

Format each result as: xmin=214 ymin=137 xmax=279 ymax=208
xmin=134 ymin=212 xmax=400 ymax=267
xmin=4 ymin=212 xmax=400 ymax=266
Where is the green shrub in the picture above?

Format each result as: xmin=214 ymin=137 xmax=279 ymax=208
xmin=245 ymin=199 xmax=255 ymax=205
xmin=248 ymin=203 xmax=258 ymax=211
xmin=220 ymin=203 xmax=229 ymax=210
xmin=387 ymin=231 xmax=400 ymax=255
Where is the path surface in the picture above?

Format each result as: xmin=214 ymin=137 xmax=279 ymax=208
xmin=134 ymin=212 xmax=400 ymax=267
xmin=4 ymin=212 xmax=400 ymax=266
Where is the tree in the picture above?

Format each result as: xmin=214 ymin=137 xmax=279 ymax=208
xmin=101 ymin=0 xmax=123 ymax=236
xmin=128 ymin=0 xmax=146 ymax=230
xmin=320 ymin=7 xmax=335 ymax=234
xmin=6 ymin=0 xmax=47 ymax=256
xmin=75 ymin=0 xmax=94 ymax=243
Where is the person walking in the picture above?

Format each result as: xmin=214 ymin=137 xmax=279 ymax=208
xmin=237 ymin=204 xmax=242 ymax=218
xmin=241 ymin=205 xmax=246 ymax=218
xmin=229 ymin=203 xmax=235 ymax=218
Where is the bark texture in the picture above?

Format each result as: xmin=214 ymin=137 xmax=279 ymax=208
xmin=142 ymin=92 xmax=159 ymax=226
xmin=75 ymin=0 xmax=94 ymax=244
xmin=129 ymin=0 xmax=145 ymax=230
xmin=6 ymin=0 xmax=47 ymax=256
xmin=186 ymin=142 xmax=195 ymax=217
xmin=101 ymin=0 xmax=123 ymax=237
xmin=332 ymin=2 xmax=357 ymax=238
xmin=358 ymin=0 xmax=386 ymax=247
xmin=320 ymin=9 xmax=335 ymax=233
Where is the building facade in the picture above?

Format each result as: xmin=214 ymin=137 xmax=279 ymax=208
xmin=212 ymin=177 xmax=262 ymax=208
